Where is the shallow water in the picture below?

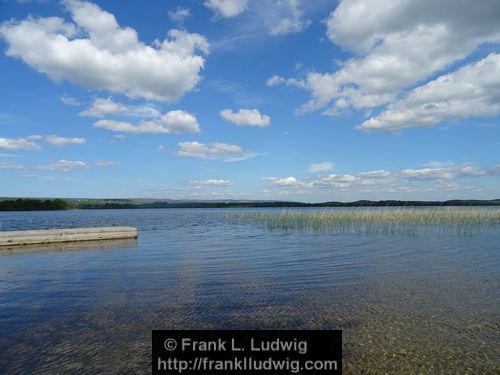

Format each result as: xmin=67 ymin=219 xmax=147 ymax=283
xmin=0 ymin=208 xmax=499 ymax=374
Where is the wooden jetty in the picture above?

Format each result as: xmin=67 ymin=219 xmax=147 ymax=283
xmin=0 ymin=227 xmax=138 ymax=247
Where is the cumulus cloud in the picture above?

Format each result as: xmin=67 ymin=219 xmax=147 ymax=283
xmin=312 ymin=172 xmax=393 ymax=188
xmin=308 ymin=161 xmax=333 ymax=173
xmin=45 ymin=135 xmax=86 ymax=146
xmin=220 ymin=108 xmax=271 ymax=127
xmin=263 ymin=163 xmax=499 ymax=199
xmin=263 ymin=176 xmax=305 ymax=187
xmin=264 ymin=169 xmax=395 ymax=191
xmin=0 ymin=0 xmax=209 ymax=102
xmin=188 ymin=179 xmax=233 ymax=186
xmin=176 ymin=141 xmax=243 ymax=159
xmin=31 ymin=159 xmax=117 ymax=172
xmin=0 ymin=137 xmax=41 ymax=150
xmin=80 ymin=98 xmax=160 ymax=117
xmin=266 ymin=75 xmax=305 ymax=88
xmin=38 ymin=159 xmax=89 ymax=172
xmin=176 ymin=141 xmax=260 ymax=162
xmin=359 ymin=170 xmax=391 ymax=178
xmin=204 ymin=0 xmax=248 ymax=18
xmin=358 ymin=53 xmax=500 ymax=132
xmin=0 ymin=135 xmax=87 ymax=150
xmin=270 ymin=0 xmax=500 ymax=116
xmin=59 ymin=94 xmax=81 ymax=106
xmin=168 ymin=7 xmax=191 ymax=22
xmin=94 ymin=110 xmax=200 ymax=134
xmin=400 ymin=164 xmax=495 ymax=181
xmin=270 ymin=0 xmax=311 ymax=36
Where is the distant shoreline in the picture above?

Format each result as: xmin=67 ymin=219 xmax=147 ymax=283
xmin=0 ymin=198 xmax=499 ymax=211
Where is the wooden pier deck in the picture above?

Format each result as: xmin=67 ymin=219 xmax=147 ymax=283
xmin=0 ymin=227 xmax=138 ymax=247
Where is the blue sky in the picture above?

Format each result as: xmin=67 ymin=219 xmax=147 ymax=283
xmin=0 ymin=0 xmax=499 ymax=202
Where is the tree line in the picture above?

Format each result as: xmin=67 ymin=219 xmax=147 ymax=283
xmin=0 ymin=198 xmax=499 ymax=211
xmin=0 ymin=199 xmax=68 ymax=211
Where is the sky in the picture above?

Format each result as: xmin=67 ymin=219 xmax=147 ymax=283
xmin=0 ymin=0 xmax=499 ymax=202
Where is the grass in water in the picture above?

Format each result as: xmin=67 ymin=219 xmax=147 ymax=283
xmin=229 ymin=208 xmax=500 ymax=235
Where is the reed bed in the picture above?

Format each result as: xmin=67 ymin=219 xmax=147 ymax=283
xmin=229 ymin=207 xmax=500 ymax=235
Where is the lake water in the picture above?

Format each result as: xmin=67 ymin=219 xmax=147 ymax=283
xmin=0 ymin=208 xmax=499 ymax=374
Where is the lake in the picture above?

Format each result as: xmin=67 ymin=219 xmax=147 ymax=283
xmin=0 ymin=208 xmax=499 ymax=374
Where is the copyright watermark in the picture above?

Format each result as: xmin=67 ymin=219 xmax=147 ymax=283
xmin=153 ymin=330 xmax=342 ymax=374
xmin=164 ymin=338 xmax=177 ymax=351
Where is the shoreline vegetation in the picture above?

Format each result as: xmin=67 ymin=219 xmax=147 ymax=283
xmin=0 ymin=198 xmax=499 ymax=211
xmin=229 ymin=208 xmax=500 ymax=235
xmin=0 ymin=199 xmax=68 ymax=211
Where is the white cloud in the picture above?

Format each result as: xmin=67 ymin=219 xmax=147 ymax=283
xmin=45 ymin=135 xmax=86 ymax=146
xmin=94 ymin=120 xmax=141 ymax=133
xmin=0 ymin=161 xmax=24 ymax=170
xmin=80 ymin=98 xmax=160 ymax=117
xmin=271 ymin=176 xmax=303 ymax=186
xmin=38 ymin=159 xmax=89 ymax=172
xmin=220 ymin=108 xmax=271 ymax=127
xmin=266 ymin=164 xmax=497 ymax=194
xmin=313 ymin=174 xmax=364 ymax=188
xmin=176 ymin=141 xmax=249 ymax=160
xmin=358 ymin=53 xmax=500 ymax=132
xmin=168 ymin=7 xmax=191 ymax=22
xmin=0 ymin=137 xmax=41 ymax=150
xmin=94 ymin=110 xmax=200 ymax=134
xmin=313 ymin=170 xmax=391 ymax=188
xmin=270 ymin=0 xmax=311 ymax=36
xmin=188 ymin=179 xmax=233 ymax=186
xmin=0 ymin=135 xmax=87 ymax=150
xmin=266 ymin=75 xmax=305 ymax=88
xmin=266 ymin=75 xmax=284 ymax=87
xmin=261 ymin=163 xmax=499 ymax=200
xmin=59 ymin=94 xmax=81 ymax=106
xmin=401 ymin=167 xmax=455 ymax=181
xmin=326 ymin=0 xmax=500 ymax=54
xmin=26 ymin=135 xmax=43 ymax=141
xmin=204 ymin=0 xmax=248 ymax=18
xmin=161 ymin=110 xmax=201 ymax=133
xmin=308 ymin=161 xmax=333 ymax=173
xmin=0 ymin=0 xmax=209 ymax=102
xmin=95 ymin=160 xmax=118 ymax=167
xmin=400 ymin=164 xmax=493 ymax=181
xmin=359 ymin=170 xmax=391 ymax=178
xmin=270 ymin=0 xmax=500 ymax=115
xmin=265 ymin=169 xmax=395 ymax=190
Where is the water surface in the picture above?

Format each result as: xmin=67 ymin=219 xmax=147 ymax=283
xmin=0 ymin=208 xmax=498 ymax=374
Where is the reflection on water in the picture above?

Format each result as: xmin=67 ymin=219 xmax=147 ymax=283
xmin=0 ymin=238 xmax=138 ymax=255
xmin=0 ymin=208 xmax=499 ymax=374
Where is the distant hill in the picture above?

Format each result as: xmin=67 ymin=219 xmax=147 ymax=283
xmin=0 ymin=197 xmax=499 ymax=211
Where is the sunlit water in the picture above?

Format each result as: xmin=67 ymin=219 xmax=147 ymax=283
xmin=0 ymin=208 xmax=498 ymax=374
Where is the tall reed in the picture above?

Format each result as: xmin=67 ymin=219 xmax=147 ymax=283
xmin=229 ymin=207 xmax=500 ymax=235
